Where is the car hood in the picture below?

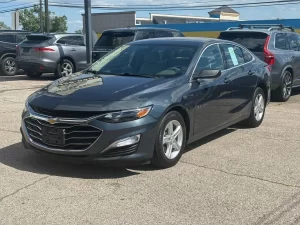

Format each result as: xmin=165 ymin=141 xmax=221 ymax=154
xmin=28 ymin=73 xmax=176 ymax=111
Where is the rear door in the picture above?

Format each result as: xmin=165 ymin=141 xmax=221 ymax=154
xmin=286 ymin=33 xmax=300 ymax=87
xmin=221 ymin=43 xmax=258 ymax=119
xmin=56 ymin=35 xmax=87 ymax=71
xmin=218 ymin=31 xmax=268 ymax=61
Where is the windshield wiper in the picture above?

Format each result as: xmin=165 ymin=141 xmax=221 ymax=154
xmin=121 ymin=73 xmax=158 ymax=78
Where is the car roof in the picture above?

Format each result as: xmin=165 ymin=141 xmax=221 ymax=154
xmin=0 ymin=30 xmax=32 ymax=34
xmin=130 ymin=37 xmax=230 ymax=46
xmin=26 ymin=33 xmax=83 ymax=38
xmin=103 ymin=27 xmax=181 ymax=33
xmin=220 ymin=28 xmax=295 ymax=35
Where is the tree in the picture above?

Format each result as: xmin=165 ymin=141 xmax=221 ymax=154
xmin=75 ymin=29 xmax=82 ymax=34
xmin=0 ymin=22 xmax=10 ymax=30
xmin=19 ymin=5 xmax=68 ymax=32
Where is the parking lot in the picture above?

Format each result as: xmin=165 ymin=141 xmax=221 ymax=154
xmin=0 ymin=74 xmax=300 ymax=225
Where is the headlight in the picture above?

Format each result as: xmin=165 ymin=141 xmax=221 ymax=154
xmin=99 ymin=106 xmax=152 ymax=123
xmin=22 ymin=99 xmax=29 ymax=116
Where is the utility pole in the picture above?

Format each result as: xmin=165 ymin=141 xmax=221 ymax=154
xmin=84 ymin=0 xmax=92 ymax=65
xmin=44 ymin=0 xmax=49 ymax=33
xmin=39 ymin=0 xmax=43 ymax=32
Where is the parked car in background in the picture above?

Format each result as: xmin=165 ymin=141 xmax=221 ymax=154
xmin=21 ymin=37 xmax=270 ymax=168
xmin=0 ymin=30 xmax=32 ymax=76
xmin=218 ymin=24 xmax=300 ymax=102
xmin=92 ymin=27 xmax=184 ymax=62
xmin=16 ymin=33 xmax=87 ymax=78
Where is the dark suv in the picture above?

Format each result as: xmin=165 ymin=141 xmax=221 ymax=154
xmin=0 ymin=30 xmax=31 ymax=76
xmin=219 ymin=24 xmax=300 ymax=102
xmin=92 ymin=27 xmax=184 ymax=62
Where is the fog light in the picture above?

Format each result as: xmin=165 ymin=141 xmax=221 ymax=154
xmin=108 ymin=135 xmax=141 ymax=149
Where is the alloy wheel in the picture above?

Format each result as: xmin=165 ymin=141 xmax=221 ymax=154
xmin=163 ymin=120 xmax=183 ymax=160
xmin=4 ymin=59 xmax=16 ymax=75
xmin=61 ymin=62 xmax=73 ymax=76
xmin=254 ymin=93 xmax=265 ymax=122
xmin=282 ymin=72 xmax=292 ymax=99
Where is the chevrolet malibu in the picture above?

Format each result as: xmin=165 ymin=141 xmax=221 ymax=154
xmin=21 ymin=38 xmax=271 ymax=168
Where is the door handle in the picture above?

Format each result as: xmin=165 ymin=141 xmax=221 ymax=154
xmin=224 ymin=77 xmax=231 ymax=83
xmin=71 ymin=48 xmax=76 ymax=51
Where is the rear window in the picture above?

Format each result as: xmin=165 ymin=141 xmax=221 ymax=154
xmin=95 ymin=32 xmax=135 ymax=48
xmin=219 ymin=31 xmax=268 ymax=52
xmin=23 ymin=35 xmax=54 ymax=44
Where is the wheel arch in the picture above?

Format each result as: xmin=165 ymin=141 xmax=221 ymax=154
xmin=0 ymin=53 xmax=16 ymax=61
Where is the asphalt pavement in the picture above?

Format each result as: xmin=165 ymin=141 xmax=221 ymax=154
xmin=1 ymin=74 xmax=300 ymax=225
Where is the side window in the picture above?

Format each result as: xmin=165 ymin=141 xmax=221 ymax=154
xmin=135 ymin=31 xmax=155 ymax=40
xmin=221 ymin=44 xmax=245 ymax=69
xmin=172 ymin=31 xmax=184 ymax=37
xmin=242 ymin=48 xmax=253 ymax=63
xmin=194 ymin=45 xmax=224 ymax=74
xmin=71 ymin=36 xmax=85 ymax=46
xmin=155 ymin=31 xmax=173 ymax=38
xmin=57 ymin=36 xmax=73 ymax=45
xmin=0 ymin=34 xmax=15 ymax=43
xmin=275 ymin=33 xmax=288 ymax=50
xmin=287 ymin=33 xmax=299 ymax=51
xmin=16 ymin=34 xmax=27 ymax=43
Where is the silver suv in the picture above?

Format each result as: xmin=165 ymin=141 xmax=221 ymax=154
xmin=16 ymin=33 xmax=87 ymax=78
xmin=219 ymin=24 xmax=300 ymax=102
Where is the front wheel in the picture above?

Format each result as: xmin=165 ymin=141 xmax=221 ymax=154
xmin=151 ymin=111 xmax=186 ymax=168
xmin=243 ymin=87 xmax=266 ymax=128
xmin=1 ymin=57 xmax=18 ymax=76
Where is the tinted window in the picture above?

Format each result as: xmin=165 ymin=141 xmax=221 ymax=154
xmin=195 ymin=45 xmax=223 ymax=74
xmin=24 ymin=35 xmax=53 ymax=44
xmin=71 ymin=36 xmax=85 ymax=46
xmin=287 ymin=33 xmax=299 ymax=51
xmin=219 ymin=31 xmax=268 ymax=52
xmin=172 ymin=31 xmax=184 ymax=37
xmin=16 ymin=34 xmax=27 ymax=43
xmin=95 ymin=32 xmax=135 ymax=48
xmin=222 ymin=44 xmax=245 ymax=69
xmin=275 ymin=33 xmax=288 ymax=50
xmin=57 ymin=36 xmax=73 ymax=45
xmin=135 ymin=31 xmax=155 ymax=40
xmin=155 ymin=31 xmax=173 ymax=38
xmin=0 ymin=34 xmax=15 ymax=43
xmin=89 ymin=44 xmax=198 ymax=77
xmin=242 ymin=48 xmax=253 ymax=63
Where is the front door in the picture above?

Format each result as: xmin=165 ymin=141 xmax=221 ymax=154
xmin=190 ymin=44 xmax=235 ymax=137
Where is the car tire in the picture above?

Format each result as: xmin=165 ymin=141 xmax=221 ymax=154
xmin=1 ymin=57 xmax=18 ymax=76
xmin=25 ymin=71 xmax=42 ymax=78
xmin=151 ymin=111 xmax=187 ymax=169
xmin=272 ymin=70 xmax=293 ymax=102
xmin=243 ymin=87 xmax=266 ymax=128
xmin=55 ymin=59 xmax=74 ymax=78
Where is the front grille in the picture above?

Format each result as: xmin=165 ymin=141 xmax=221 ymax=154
xmin=100 ymin=144 xmax=138 ymax=158
xmin=24 ymin=118 xmax=102 ymax=150
xmin=30 ymin=105 xmax=103 ymax=118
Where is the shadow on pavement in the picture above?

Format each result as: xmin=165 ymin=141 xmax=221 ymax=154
xmin=0 ymin=74 xmax=56 ymax=82
xmin=292 ymin=87 xmax=300 ymax=96
xmin=0 ymin=128 xmax=237 ymax=176
xmin=0 ymin=143 xmax=139 ymax=179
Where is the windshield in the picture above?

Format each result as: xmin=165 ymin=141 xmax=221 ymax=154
xmin=88 ymin=44 xmax=198 ymax=77
xmin=95 ymin=32 xmax=135 ymax=48
xmin=219 ymin=32 xmax=268 ymax=52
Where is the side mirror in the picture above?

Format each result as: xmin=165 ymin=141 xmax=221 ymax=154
xmin=193 ymin=69 xmax=221 ymax=80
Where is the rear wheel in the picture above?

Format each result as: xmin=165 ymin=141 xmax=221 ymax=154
xmin=272 ymin=70 xmax=293 ymax=102
xmin=151 ymin=111 xmax=186 ymax=168
xmin=55 ymin=59 xmax=74 ymax=78
xmin=1 ymin=57 xmax=18 ymax=76
xmin=243 ymin=87 xmax=266 ymax=128
xmin=25 ymin=71 xmax=42 ymax=78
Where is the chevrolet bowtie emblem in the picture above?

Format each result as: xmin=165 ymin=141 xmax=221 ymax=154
xmin=47 ymin=118 xmax=58 ymax=124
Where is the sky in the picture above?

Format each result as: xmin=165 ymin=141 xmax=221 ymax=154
xmin=1 ymin=0 xmax=300 ymax=32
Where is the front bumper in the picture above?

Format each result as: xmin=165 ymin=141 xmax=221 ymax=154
xmin=21 ymin=110 xmax=158 ymax=166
